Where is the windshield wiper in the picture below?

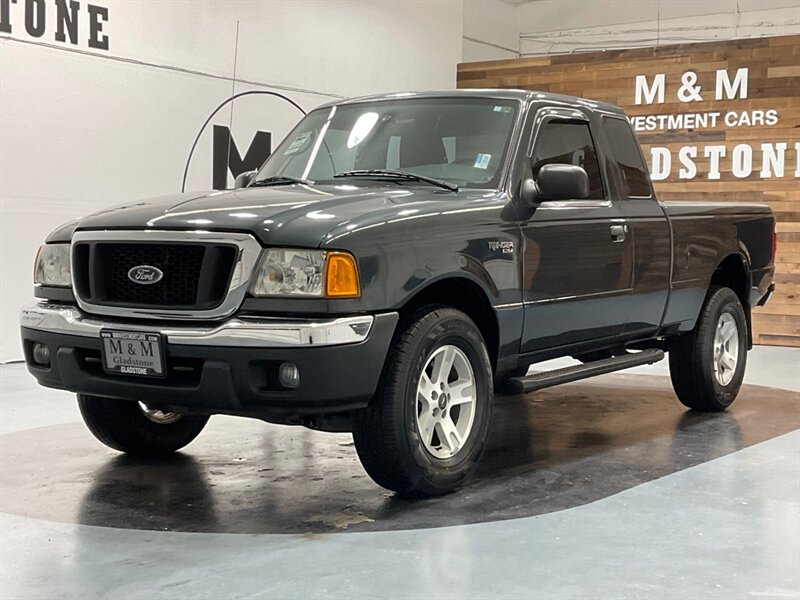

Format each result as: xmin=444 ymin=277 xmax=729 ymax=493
xmin=334 ymin=169 xmax=458 ymax=192
xmin=249 ymin=176 xmax=314 ymax=187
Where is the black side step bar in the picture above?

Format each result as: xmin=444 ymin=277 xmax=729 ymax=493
xmin=506 ymin=349 xmax=665 ymax=394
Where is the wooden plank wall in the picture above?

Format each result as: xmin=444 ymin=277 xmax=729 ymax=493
xmin=458 ymin=35 xmax=800 ymax=347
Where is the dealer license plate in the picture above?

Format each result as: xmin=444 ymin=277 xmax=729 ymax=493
xmin=101 ymin=330 xmax=165 ymax=377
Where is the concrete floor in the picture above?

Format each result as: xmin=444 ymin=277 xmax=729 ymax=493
xmin=1 ymin=346 xmax=798 ymax=599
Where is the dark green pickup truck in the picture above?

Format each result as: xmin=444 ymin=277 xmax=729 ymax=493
xmin=21 ymin=90 xmax=776 ymax=496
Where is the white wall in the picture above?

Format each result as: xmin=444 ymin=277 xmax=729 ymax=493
xmin=462 ymin=0 xmax=519 ymax=61
xmin=461 ymin=0 xmax=799 ymax=63
xmin=0 ymin=0 xmax=463 ymax=362
xmin=516 ymin=0 xmax=800 ymax=56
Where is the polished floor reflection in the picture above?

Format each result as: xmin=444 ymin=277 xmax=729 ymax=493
xmin=2 ymin=373 xmax=797 ymax=534
xmin=1 ymin=349 xmax=799 ymax=600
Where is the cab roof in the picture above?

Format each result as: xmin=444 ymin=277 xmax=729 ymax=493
xmin=316 ymin=89 xmax=625 ymax=116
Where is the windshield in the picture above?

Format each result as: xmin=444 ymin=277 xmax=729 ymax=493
xmin=255 ymin=97 xmax=519 ymax=189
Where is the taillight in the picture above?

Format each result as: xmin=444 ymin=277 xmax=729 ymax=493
xmin=771 ymin=228 xmax=778 ymax=265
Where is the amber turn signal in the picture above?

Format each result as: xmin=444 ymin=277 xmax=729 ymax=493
xmin=325 ymin=251 xmax=360 ymax=298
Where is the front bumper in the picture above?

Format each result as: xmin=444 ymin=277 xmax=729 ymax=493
xmin=20 ymin=302 xmax=398 ymax=421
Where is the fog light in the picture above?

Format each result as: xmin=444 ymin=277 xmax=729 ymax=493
xmin=279 ymin=362 xmax=300 ymax=389
xmin=32 ymin=342 xmax=50 ymax=367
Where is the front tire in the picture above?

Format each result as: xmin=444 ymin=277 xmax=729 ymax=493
xmin=352 ymin=307 xmax=493 ymax=497
xmin=669 ymin=286 xmax=748 ymax=411
xmin=77 ymin=394 xmax=209 ymax=456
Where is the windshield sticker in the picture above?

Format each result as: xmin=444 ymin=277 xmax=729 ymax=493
xmin=474 ymin=153 xmax=492 ymax=169
xmin=493 ymin=106 xmax=512 ymax=113
xmin=284 ymin=131 xmax=312 ymax=155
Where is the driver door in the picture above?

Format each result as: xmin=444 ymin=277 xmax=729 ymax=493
xmin=519 ymin=109 xmax=634 ymax=354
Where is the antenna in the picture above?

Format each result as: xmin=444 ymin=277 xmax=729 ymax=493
xmin=180 ymin=92 xmax=307 ymax=193
xmin=225 ymin=21 xmax=240 ymax=189
xmin=180 ymin=19 xmax=308 ymax=193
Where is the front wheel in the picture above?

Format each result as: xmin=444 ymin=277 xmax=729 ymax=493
xmin=669 ymin=286 xmax=748 ymax=411
xmin=352 ymin=307 xmax=493 ymax=497
xmin=77 ymin=394 xmax=209 ymax=456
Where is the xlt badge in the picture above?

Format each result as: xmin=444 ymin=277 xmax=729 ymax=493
xmin=127 ymin=265 xmax=164 ymax=285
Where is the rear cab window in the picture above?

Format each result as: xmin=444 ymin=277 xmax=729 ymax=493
xmin=601 ymin=116 xmax=653 ymax=198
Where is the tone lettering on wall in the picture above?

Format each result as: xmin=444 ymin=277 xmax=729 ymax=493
xmin=0 ymin=0 xmax=109 ymax=50
xmin=630 ymin=67 xmax=797 ymax=181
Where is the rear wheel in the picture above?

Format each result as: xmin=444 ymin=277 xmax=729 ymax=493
xmin=352 ymin=307 xmax=493 ymax=497
xmin=77 ymin=394 xmax=209 ymax=456
xmin=669 ymin=286 xmax=748 ymax=411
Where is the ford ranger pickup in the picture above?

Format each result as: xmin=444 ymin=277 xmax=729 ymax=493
xmin=21 ymin=90 xmax=777 ymax=497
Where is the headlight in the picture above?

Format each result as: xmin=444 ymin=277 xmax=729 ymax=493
xmin=34 ymin=244 xmax=71 ymax=287
xmin=249 ymin=248 xmax=360 ymax=298
xmin=250 ymin=248 xmax=325 ymax=297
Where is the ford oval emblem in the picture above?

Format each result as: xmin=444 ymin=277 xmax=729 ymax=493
xmin=127 ymin=265 xmax=164 ymax=285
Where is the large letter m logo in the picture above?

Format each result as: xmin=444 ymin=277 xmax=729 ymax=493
xmin=212 ymin=126 xmax=272 ymax=190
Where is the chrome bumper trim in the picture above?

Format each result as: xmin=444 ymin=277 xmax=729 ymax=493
xmin=20 ymin=303 xmax=379 ymax=347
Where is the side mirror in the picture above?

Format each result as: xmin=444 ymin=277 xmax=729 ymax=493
xmin=234 ymin=170 xmax=257 ymax=189
xmin=536 ymin=164 xmax=590 ymax=201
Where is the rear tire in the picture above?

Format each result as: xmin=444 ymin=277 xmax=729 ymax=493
xmin=669 ymin=286 xmax=748 ymax=411
xmin=77 ymin=394 xmax=209 ymax=456
xmin=352 ymin=307 xmax=493 ymax=497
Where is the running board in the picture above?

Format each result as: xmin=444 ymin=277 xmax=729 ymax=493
xmin=506 ymin=349 xmax=665 ymax=394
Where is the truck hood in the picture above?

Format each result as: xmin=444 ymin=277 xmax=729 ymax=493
xmin=51 ymin=185 xmax=497 ymax=247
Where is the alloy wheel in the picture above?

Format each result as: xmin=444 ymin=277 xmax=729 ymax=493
xmin=712 ymin=312 xmax=739 ymax=386
xmin=138 ymin=402 xmax=183 ymax=425
xmin=416 ymin=344 xmax=477 ymax=459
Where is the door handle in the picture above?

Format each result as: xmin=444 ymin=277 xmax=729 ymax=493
xmin=610 ymin=224 xmax=628 ymax=243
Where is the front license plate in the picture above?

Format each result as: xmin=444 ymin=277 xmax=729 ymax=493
xmin=101 ymin=330 xmax=165 ymax=377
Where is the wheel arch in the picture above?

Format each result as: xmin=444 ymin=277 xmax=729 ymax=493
xmin=398 ymin=276 xmax=500 ymax=373
xmin=709 ymin=252 xmax=753 ymax=347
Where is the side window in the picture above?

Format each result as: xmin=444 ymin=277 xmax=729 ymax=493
xmin=531 ymin=120 xmax=604 ymax=199
xmin=602 ymin=116 xmax=652 ymax=197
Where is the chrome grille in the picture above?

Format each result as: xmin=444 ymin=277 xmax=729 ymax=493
xmin=70 ymin=231 xmax=263 ymax=320
xmin=103 ymin=243 xmax=207 ymax=307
